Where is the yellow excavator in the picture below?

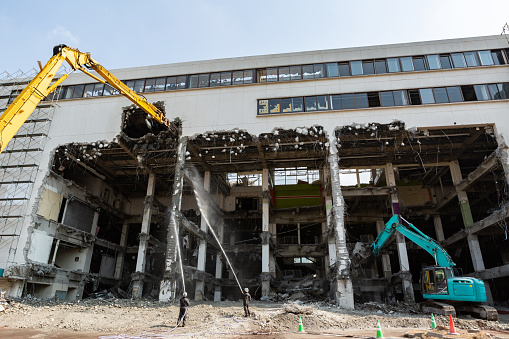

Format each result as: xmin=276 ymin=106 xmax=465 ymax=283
xmin=0 ymin=44 xmax=169 ymax=153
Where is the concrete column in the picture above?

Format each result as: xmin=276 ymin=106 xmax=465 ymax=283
xmin=261 ymin=168 xmax=271 ymax=297
xmin=376 ymin=219 xmax=392 ymax=278
xmin=386 ymin=163 xmax=415 ymax=302
xmin=195 ymin=171 xmax=211 ymax=300
xmin=114 ymin=221 xmax=129 ymax=279
xmin=322 ymin=220 xmax=330 ymax=275
xmin=160 ymin=137 xmax=187 ymax=301
xmin=327 ymin=135 xmax=354 ymax=309
xmin=214 ymin=221 xmax=224 ymax=302
xmin=431 ymin=188 xmax=445 ymax=242
xmin=132 ymin=173 xmax=156 ymax=299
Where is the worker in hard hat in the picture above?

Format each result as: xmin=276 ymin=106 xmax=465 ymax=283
xmin=243 ymin=287 xmax=251 ymax=317
xmin=178 ymin=291 xmax=190 ymax=327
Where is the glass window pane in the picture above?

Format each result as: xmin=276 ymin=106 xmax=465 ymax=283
xmin=491 ymin=50 xmax=505 ymax=65
xmin=154 ymin=77 xmax=166 ymax=91
xmin=305 ymin=96 xmax=317 ymax=111
xmin=233 ymin=71 xmax=244 ymax=85
xmin=84 ymin=84 xmax=94 ymax=98
xmin=375 ymin=59 xmax=388 ymax=74
xmin=478 ymin=50 xmax=494 ymax=66
xmin=420 ymin=88 xmax=435 ymax=104
xmin=302 ymin=65 xmax=315 ymax=79
xmin=426 ymin=55 xmax=442 ymax=70
xmin=451 ymin=53 xmax=467 ymax=68
xmin=125 ymin=80 xmax=135 ymax=91
xmin=464 ymin=51 xmax=480 ymax=67
xmin=433 ymin=87 xmax=449 ymax=103
xmin=341 ymin=93 xmax=355 ymax=109
xmin=331 ymin=95 xmax=342 ymax=109
xmin=474 ymin=84 xmax=490 ymax=100
xmin=380 ymin=91 xmax=394 ymax=106
xmin=103 ymin=84 xmax=115 ymax=96
xmin=269 ymin=98 xmax=280 ymax=113
xmin=367 ymin=92 xmax=380 ymax=107
xmin=198 ymin=74 xmax=209 ymax=87
xmin=281 ymin=98 xmax=292 ymax=113
xmin=440 ymin=55 xmax=452 ymax=69
xmin=387 ymin=58 xmax=401 ymax=72
xmin=189 ymin=75 xmax=199 ymax=88
xmin=409 ymin=89 xmax=421 ymax=105
xmin=393 ymin=90 xmax=409 ymax=106
xmin=502 ymin=83 xmax=509 ymax=98
xmin=258 ymin=100 xmax=268 ymax=115
xmin=73 ymin=84 xmax=84 ymax=98
xmin=220 ymin=72 xmax=232 ymax=86
xmin=350 ymin=61 xmax=363 ymax=75
xmin=267 ymin=68 xmax=278 ymax=82
xmin=400 ymin=57 xmax=414 ymax=72
xmin=257 ymin=69 xmax=267 ymax=83
xmin=134 ymin=79 xmax=145 ymax=92
xmin=413 ymin=56 xmax=426 ymax=71
xmin=314 ymin=64 xmax=325 ymax=78
xmin=446 ymin=87 xmax=463 ymax=102
xmin=488 ymin=84 xmax=502 ymax=100
xmin=363 ymin=61 xmax=375 ymax=75
xmin=210 ymin=73 xmax=221 ymax=87
xmin=461 ymin=85 xmax=476 ymax=101
xmin=278 ymin=67 xmax=290 ymax=82
xmin=292 ymin=97 xmax=303 ymax=112
xmin=93 ymin=83 xmax=104 ymax=96
xmin=144 ymin=78 xmax=156 ymax=92
xmin=176 ymin=75 xmax=187 ymax=89
xmin=317 ymin=95 xmax=329 ymax=110
xmin=290 ymin=66 xmax=302 ymax=80
xmin=166 ymin=76 xmax=177 ymax=90
xmin=339 ymin=62 xmax=350 ymax=76
xmin=354 ymin=93 xmax=368 ymax=108
xmin=326 ymin=63 xmax=339 ymax=77
xmin=243 ymin=70 xmax=254 ymax=84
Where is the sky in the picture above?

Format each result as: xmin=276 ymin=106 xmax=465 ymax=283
xmin=1 ymin=0 xmax=509 ymax=74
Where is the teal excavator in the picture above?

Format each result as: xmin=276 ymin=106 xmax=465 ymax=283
xmin=371 ymin=214 xmax=498 ymax=320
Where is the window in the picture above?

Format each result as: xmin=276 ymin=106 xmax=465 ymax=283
xmin=478 ymin=50 xmax=494 ymax=66
xmin=305 ymin=96 xmax=317 ymax=111
xmin=292 ymin=97 xmax=304 ymax=112
xmin=314 ymin=64 xmax=325 ymax=78
xmin=354 ymin=93 xmax=368 ymax=108
xmin=419 ymin=88 xmax=435 ymax=104
xmin=433 ymin=87 xmax=449 ymax=103
xmin=426 ymin=55 xmax=441 ymax=70
xmin=103 ymin=84 xmax=116 ymax=96
xmin=380 ymin=91 xmax=394 ymax=106
xmin=83 ymin=84 xmax=94 ymax=98
xmin=491 ymin=50 xmax=505 ymax=65
xmin=367 ymin=92 xmax=380 ymax=107
xmin=338 ymin=62 xmax=350 ymax=76
xmin=375 ymin=59 xmax=388 ymax=74
xmin=267 ymin=68 xmax=278 ymax=82
xmin=362 ymin=61 xmax=375 ymax=75
xmin=461 ymin=85 xmax=476 ymax=101
xmin=317 ymin=95 xmax=329 ymax=110
xmin=258 ymin=100 xmax=268 ymax=114
xmin=189 ymin=75 xmax=199 ymax=88
xmin=269 ymin=98 xmax=280 ymax=113
xmin=340 ymin=93 xmax=354 ymax=109
xmin=451 ymin=53 xmax=467 ymax=68
xmin=93 ymin=83 xmax=104 ymax=96
xmin=210 ymin=73 xmax=221 ymax=87
xmin=488 ymin=83 xmax=508 ymax=100
xmin=290 ymin=66 xmax=302 ymax=80
xmin=440 ymin=55 xmax=452 ymax=69
xmin=134 ymin=79 xmax=145 ymax=92
xmin=331 ymin=94 xmax=341 ymax=109
xmin=387 ymin=58 xmax=401 ymax=72
xmin=446 ymin=86 xmax=463 ymax=102
xmin=393 ymin=90 xmax=409 ymax=106
xmin=166 ymin=76 xmax=177 ymax=90
xmin=257 ymin=69 xmax=267 ymax=83
xmin=144 ymin=78 xmax=156 ymax=92
xmin=221 ymin=72 xmax=232 ymax=86
xmin=408 ymin=89 xmax=421 ymax=105
xmin=464 ymin=51 xmax=480 ymax=67
xmin=474 ymin=84 xmax=490 ymax=100
xmin=198 ymin=74 xmax=209 ymax=88
xmin=154 ymin=77 xmax=166 ymax=91
xmin=278 ymin=67 xmax=290 ymax=82
xmin=412 ymin=56 xmax=426 ymax=71
xmin=233 ymin=71 xmax=244 ymax=85
xmin=400 ymin=57 xmax=414 ymax=72
xmin=176 ymin=76 xmax=187 ymax=89
xmin=281 ymin=98 xmax=292 ymax=113
xmin=243 ymin=70 xmax=254 ymax=84
xmin=350 ymin=61 xmax=363 ymax=76
xmin=73 ymin=85 xmax=85 ymax=98
xmin=302 ymin=65 xmax=314 ymax=79
xmin=326 ymin=63 xmax=339 ymax=77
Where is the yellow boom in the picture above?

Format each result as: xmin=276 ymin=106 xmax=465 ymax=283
xmin=0 ymin=44 xmax=169 ymax=153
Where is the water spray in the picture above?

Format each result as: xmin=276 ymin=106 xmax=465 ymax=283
xmin=169 ymin=211 xmax=186 ymax=293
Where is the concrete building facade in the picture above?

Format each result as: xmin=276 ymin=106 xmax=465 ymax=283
xmin=1 ymin=35 xmax=509 ymax=307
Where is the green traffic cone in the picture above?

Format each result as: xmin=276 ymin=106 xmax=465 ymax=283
xmin=431 ymin=313 xmax=436 ymax=329
xmin=376 ymin=320 xmax=384 ymax=338
xmin=298 ymin=316 xmax=304 ymax=332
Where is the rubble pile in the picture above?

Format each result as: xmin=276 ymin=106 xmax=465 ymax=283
xmin=356 ymin=301 xmax=420 ymax=314
xmin=273 ymin=274 xmax=327 ymax=301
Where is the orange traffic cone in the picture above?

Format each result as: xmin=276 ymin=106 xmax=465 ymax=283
xmin=448 ymin=314 xmax=459 ymax=335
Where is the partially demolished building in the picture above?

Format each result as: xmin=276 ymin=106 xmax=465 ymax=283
xmin=1 ymin=35 xmax=509 ymax=308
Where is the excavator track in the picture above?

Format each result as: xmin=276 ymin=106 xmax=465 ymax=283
xmin=420 ymin=301 xmax=499 ymax=321
xmin=420 ymin=301 xmax=456 ymax=317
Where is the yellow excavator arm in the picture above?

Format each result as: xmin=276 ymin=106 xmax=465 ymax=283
xmin=0 ymin=44 xmax=169 ymax=153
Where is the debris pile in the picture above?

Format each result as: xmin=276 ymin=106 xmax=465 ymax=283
xmin=356 ymin=301 xmax=420 ymax=315
xmin=273 ymin=274 xmax=328 ymax=301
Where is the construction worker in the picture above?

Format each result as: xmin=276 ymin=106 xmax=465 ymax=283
xmin=243 ymin=287 xmax=251 ymax=317
xmin=178 ymin=292 xmax=190 ymax=327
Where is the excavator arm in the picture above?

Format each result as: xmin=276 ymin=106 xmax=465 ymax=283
xmin=0 ymin=44 xmax=168 ymax=153
xmin=371 ymin=214 xmax=455 ymax=268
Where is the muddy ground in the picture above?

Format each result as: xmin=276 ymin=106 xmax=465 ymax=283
xmin=1 ymin=298 xmax=509 ymax=338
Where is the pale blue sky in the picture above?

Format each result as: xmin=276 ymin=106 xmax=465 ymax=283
xmin=1 ymin=0 xmax=508 ymax=73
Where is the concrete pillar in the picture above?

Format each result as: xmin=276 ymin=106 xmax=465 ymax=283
xmin=214 ymin=221 xmax=224 ymax=302
xmin=431 ymin=188 xmax=445 ymax=242
xmin=322 ymin=220 xmax=330 ymax=275
xmin=114 ymin=221 xmax=129 ymax=279
xmin=160 ymin=137 xmax=187 ymax=302
xmin=376 ymin=219 xmax=392 ymax=278
xmin=261 ymin=168 xmax=271 ymax=297
xmin=132 ymin=173 xmax=156 ymax=299
xmin=327 ymin=135 xmax=354 ymax=309
xmin=195 ymin=171 xmax=211 ymax=300
xmin=386 ymin=163 xmax=415 ymax=303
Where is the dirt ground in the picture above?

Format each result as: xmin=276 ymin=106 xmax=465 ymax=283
xmin=1 ymin=298 xmax=509 ymax=338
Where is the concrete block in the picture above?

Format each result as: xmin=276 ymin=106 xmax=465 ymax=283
xmin=426 ymin=332 xmax=443 ymax=338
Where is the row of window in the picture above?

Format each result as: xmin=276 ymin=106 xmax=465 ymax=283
xmin=258 ymin=83 xmax=509 ymax=115
xmin=25 ymin=48 xmax=509 ymax=103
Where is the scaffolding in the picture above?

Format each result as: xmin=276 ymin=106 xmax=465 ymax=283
xmin=0 ymin=68 xmax=65 ymax=268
